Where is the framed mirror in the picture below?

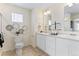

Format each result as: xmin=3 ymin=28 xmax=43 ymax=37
xmin=64 ymin=3 xmax=79 ymax=31
xmin=43 ymin=9 xmax=52 ymax=32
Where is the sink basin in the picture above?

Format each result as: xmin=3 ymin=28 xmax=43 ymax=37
xmin=39 ymin=32 xmax=50 ymax=35
xmin=57 ymin=34 xmax=68 ymax=37
xmin=57 ymin=34 xmax=74 ymax=39
xmin=50 ymin=33 xmax=58 ymax=35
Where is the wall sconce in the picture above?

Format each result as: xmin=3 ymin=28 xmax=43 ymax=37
xmin=66 ymin=3 xmax=73 ymax=7
xmin=65 ymin=3 xmax=77 ymax=7
xmin=44 ymin=10 xmax=51 ymax=15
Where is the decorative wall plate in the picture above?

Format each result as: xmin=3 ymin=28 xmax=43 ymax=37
xmin=6 ymin=25 xmax=14 ymax=31
xmin=18 ymin=29 xmax=24 ymax=34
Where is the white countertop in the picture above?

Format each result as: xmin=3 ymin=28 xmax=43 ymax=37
xmin=57 ymin=34 xmax=79 ymax=41
xmin=38 ymin=32 xmax=79 ymax=41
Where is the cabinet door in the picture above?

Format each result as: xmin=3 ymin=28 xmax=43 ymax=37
xmin=40 ymin=35 xmax=46 ymax=51
xmin=37 ymin=34 xmax=42 ymax=49
xmin=56 ymin=38 xmax=69 ymax=56
xmin=46 ymin=36 xmax=55 ymax=56
xmin=37 ymin=34 xmax=46 ymax=51
xmin=69 ymin=40 xmax=79 ymax=56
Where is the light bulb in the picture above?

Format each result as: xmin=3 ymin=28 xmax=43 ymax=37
xmin=47 ymin=10 xmax=51 ymax=14
xmin=44 ymin=12 xmax=47 ymax=15
xmin=44 ymin=10 xmax=51 ymax=15
xmin=65 ymin=3 xmax=73 ymax=7
xmin=68 ymin=3 xmax=73 ymax=7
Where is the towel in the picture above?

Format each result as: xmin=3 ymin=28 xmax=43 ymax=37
xmin=0 ymin=33 xmax=4 ymax=48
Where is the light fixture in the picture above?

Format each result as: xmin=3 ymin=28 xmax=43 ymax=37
xmin=65 ymin=3 xmax=73 ymax=7
xmin=46 ymin=10 xmax=51 ymax=14
xmin=44 ymin=10 xmax=51 ymax=15
xmin=44 ymin=12 xmax=48 ymax=15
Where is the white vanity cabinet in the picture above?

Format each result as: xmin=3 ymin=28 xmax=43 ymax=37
xmin=36 ymin=34 xmax=55 ymax=56
xmin=36 ymin=33 xmax=79 ymax=56
xmin=37 ymin=34 xmax=46 ymax=51
xmin=69 ymin=40 xmax=79 ymax=56
xmin=56 ymin=37 xmax=79 ymax=56
xmin=56 ymin=37 xmax=69 ymax=56
xmin=46 ymin=36 xmax=55 ymax=56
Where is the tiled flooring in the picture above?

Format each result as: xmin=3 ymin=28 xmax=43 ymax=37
xmin=0 ymin=46 xmax=48 ymax=56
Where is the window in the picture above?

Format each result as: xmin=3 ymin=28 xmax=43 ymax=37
xmin=12 ymin=13 xmax=23 ymax=23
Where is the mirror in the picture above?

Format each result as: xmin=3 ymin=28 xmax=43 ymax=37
xmin=64 ymin=3 xmax=79 ymax=31
xmin=43 ymin=9 xmax=52 ymax=32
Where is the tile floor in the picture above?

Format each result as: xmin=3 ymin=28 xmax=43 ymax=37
xmin=0 ymin=46 xmax=48 ymax=56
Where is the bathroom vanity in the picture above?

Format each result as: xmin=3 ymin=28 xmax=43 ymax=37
xmin=36 ymin=32 xmax=79 ymax=56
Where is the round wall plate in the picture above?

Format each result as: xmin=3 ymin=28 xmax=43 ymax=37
xmin=18 ymin=29 xmax=24 ymax=34
xmin=6 ymin=25 xmax=14 ymax=31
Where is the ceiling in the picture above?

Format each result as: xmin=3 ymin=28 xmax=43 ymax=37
xmin=65 ymin=3 xmax=79 ymax=14
xmin=11 ymin=3 xmax=54 ymax=9
xmin=11 ymin=3 xmax=79 ymax=13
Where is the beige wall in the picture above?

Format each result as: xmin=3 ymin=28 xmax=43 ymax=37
xmin=51 ymin=4 xmax=64 ymax=30
xmin=0 ymin=4 xmax=31 ymax=51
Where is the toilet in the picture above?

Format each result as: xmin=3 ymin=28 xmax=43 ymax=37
xmin=14 ymin=35 xmax=24 ymax=56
